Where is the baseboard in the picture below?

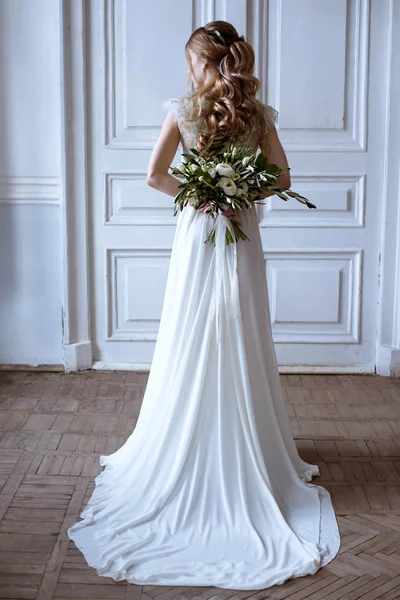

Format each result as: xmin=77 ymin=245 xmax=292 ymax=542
xmin=92 ymin=361 xmax=150 ymax=372
xmin=0 ymin=363 xmax=64 ymax=372
xmin=0 ymin=358 xmax=385 ymax=376
xmin=92 ymin=361 xmax=376 ymax=375
xmin=376 ymin=345 xmax=400 ymax=377
xmin=277 ymin=364 xmax=376 ymax=374
xmin=63 ymin=341 xmax=92 ymax=372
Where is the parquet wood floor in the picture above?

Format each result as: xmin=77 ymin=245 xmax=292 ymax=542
xmin=0 ymin=371 xmax=399 ymax=599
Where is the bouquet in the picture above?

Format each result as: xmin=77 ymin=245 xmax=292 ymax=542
xmin=170 ymin=138 xmax=316 ymax=245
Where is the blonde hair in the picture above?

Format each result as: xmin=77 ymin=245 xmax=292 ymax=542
xmin=184 ymin=21 xmax=268 ymax=156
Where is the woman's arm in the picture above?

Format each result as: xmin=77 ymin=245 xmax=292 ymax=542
xmin=258 ymin=124 xmax=291 ymax=198
xmin=146 ymin=111 xmax=182 ymax=196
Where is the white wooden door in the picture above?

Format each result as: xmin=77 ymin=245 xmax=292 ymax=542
xmin=87 ymin=0 xmax=389 ymax=371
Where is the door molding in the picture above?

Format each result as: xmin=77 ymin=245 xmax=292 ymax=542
xmin=59 ymin=0 xmax=92 ymax=371
xmin=376 ymin=0 xmax=400 ymax=377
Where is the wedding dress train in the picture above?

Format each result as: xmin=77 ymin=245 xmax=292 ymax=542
xmin=67 ymin=97 xmax=341 ymax=589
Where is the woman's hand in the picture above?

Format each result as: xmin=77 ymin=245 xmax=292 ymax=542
xmin=197 ymin=201 xmax=213 ymax=214
xmin=221 ymin=206 xmax=235 ymax=217
xmin=197 ymin=201 xmax=235 ymax=217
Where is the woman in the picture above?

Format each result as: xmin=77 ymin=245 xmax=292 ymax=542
xmin=68 ymin=21 xmax=341 ymax=590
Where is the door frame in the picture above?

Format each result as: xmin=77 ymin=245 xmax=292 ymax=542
xmin=375 ymin=0 xmax=400 ymax=376
xmin=59 ymin=0 xmax=92 ymax=371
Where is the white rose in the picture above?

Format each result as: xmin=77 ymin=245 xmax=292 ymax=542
xmin=218 ymin=177 xmax=237 ymax=196
xmin=209 ymin=168 xmax=217 ymax=178
xmin=216 ymin=163 xmax=235 ymax=177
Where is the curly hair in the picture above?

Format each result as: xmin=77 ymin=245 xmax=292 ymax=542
xmin=184 ymin=21 xmax=269 ymax=156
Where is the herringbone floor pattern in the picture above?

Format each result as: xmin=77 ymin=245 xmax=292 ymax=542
xmin=0 ymin=371 xmax=399 ymax=599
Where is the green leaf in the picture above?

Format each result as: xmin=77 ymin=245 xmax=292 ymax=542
xmin=255 ymin=152 xmax=267 ymax=171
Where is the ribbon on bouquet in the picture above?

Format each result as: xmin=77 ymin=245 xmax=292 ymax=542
xmin=214 ymin=214 xmax=241 ymax=344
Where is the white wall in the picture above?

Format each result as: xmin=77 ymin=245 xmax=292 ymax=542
xmin=0 ymin=0 xmax=62 ymax=366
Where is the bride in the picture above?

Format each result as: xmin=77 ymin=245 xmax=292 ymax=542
xmin=67 ymin=20 xmax=341 ymax=590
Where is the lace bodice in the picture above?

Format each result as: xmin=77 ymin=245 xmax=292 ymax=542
xmin=162 ymin=96 xmax=278 ymax=154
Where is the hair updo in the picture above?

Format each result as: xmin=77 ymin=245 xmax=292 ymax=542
xmin=184 ymin=20 xmax=269 ymax=156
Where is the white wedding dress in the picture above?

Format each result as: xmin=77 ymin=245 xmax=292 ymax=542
xmin=67 ymin=96 xmax=341 ymax=590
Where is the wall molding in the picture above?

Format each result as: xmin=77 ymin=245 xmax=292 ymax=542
xmin=0 ymin=176 xmax=60 ymax=205
xmin=59 ymin=0 xmax=92 ymax=371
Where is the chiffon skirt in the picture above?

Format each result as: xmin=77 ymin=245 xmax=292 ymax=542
xmin=67 ymin=203 xmax=341 ymax=589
